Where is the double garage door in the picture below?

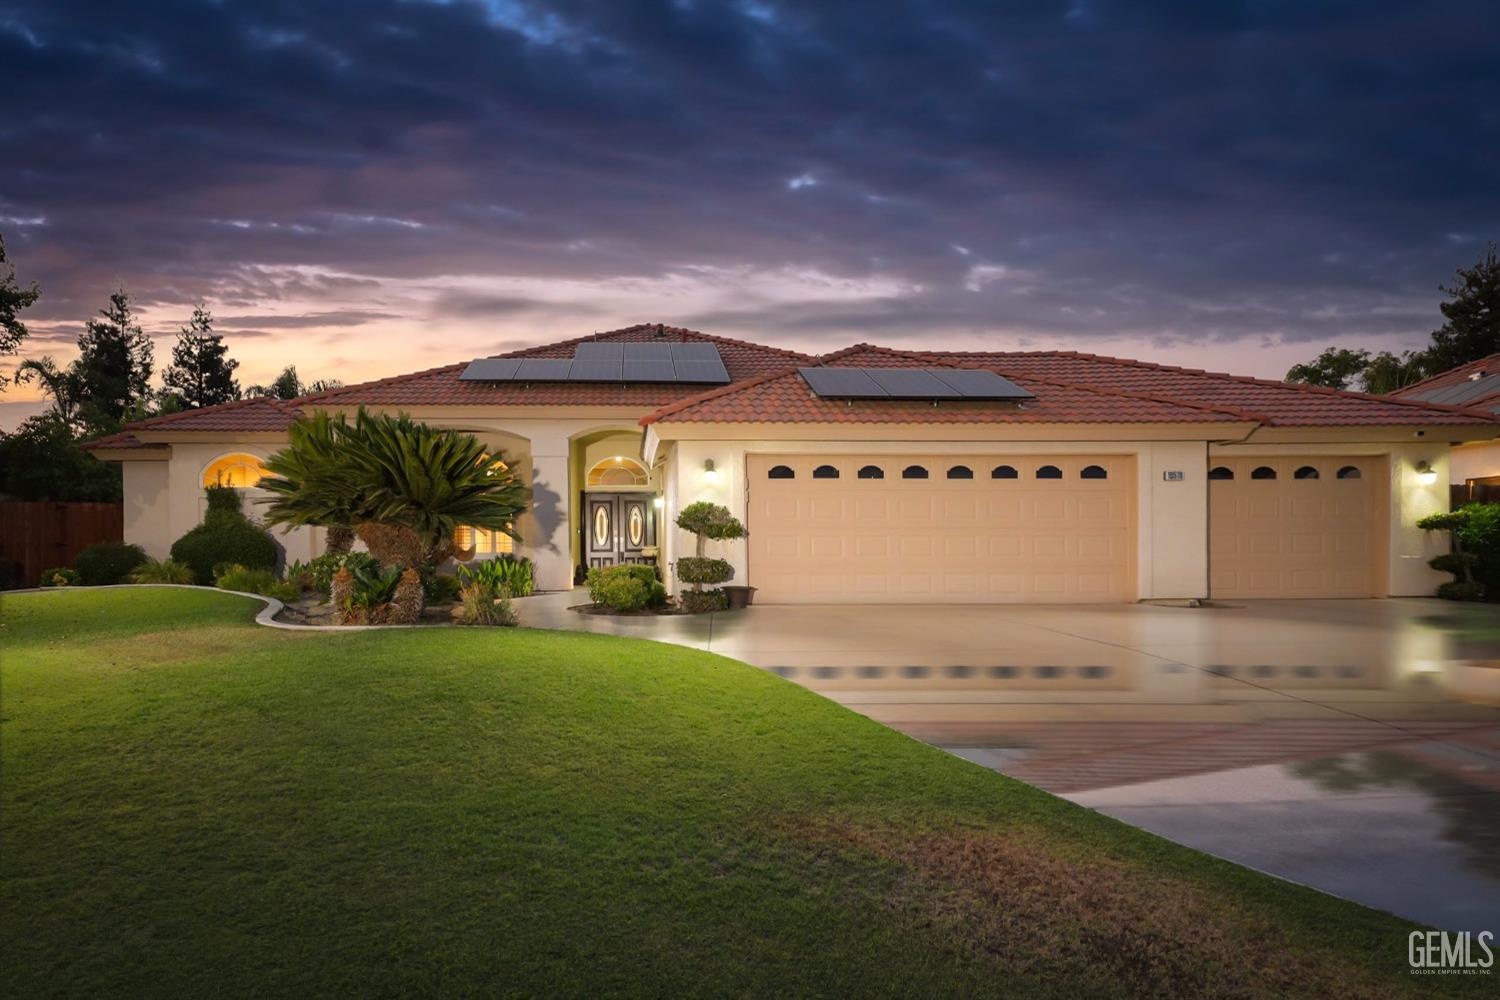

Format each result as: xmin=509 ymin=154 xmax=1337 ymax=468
xmin=746 ymin=454 xmax=1136 ymax=604
xmin=1208 ymin=456 xmax=1384 ymax=599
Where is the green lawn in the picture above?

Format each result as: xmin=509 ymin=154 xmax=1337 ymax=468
xmin=0 ymin=589 xmax=1466 ymax=998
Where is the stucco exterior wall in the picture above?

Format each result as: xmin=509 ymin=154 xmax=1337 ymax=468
xmin=1450 ymin=439 xmax=1500 ymax=484
xmin=122 ymin=461 xmax=172 ymax=558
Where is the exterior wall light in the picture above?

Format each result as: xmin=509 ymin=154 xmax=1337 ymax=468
xmin=703 ymin=459 xmax=718 ymax=483
xmin=652 ymin=496 xmax=665 ymax=509
xmin=1415 ymin=461 xmax=1437 ymax=486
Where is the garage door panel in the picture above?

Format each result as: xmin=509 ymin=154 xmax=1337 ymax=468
xmin=1210 ymin=455 xmax=1382 ymax=599
xmin=747 ymin=454 xmax=1135 ymax=603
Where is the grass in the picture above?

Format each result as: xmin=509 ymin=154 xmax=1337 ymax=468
xmin=0 ymin=589 xmax=1476 ymax=998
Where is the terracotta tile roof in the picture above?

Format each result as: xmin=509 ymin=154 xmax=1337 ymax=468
xmin=920 ymin=349 xmax=1500 ymax=427
xmin=643 ymin=346 xmax=1264 ymax=426
xmin=80 ymin=396 xmax=301 ymax=448
xmin=79 ymin=431 xmax=152 ymax=450
xmin=295 ymin=323 xmax=812 ymax=409
xmin=1390 ymin=352 xmax=1500 ymax=413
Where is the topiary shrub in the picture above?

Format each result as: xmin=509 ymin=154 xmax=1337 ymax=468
xmin=75 ymin=542 xmax=147 ymax=586
xmin=170 ymin=486 xmax=279 ymax=584
xmin=586 ymin=564 xmax=666 ymax=611
xmin=675 ymin=557 xmax=733 ymax=586
xmin=39 ymin=566 xmax=79 ymax=587
xmin=673 ymin=501 xmax=743 ymax=609
xmin=1418 ymin=506 xmax=1492 ymax=601
xmin=678 ymin=588 xmax=727 ymax=614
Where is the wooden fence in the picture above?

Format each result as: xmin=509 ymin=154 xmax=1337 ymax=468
xmin=1452 ymin=482 xmax=1500 ymax=506
xmin=0 ymin=501 xmax=123 ymax=588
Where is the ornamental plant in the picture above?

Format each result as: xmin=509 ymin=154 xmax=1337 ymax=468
xmin=673 ymin=501 xmax=744 ymax=610
xmin=1418 ymin=502 xmax=1499 ymax=601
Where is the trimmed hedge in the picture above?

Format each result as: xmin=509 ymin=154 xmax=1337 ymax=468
xmin=170 ymin=487 xmax=279 ymax=585
xmin=587 ymin=564 xmax=667 ymax=612
xmin=74 ymin=542 xmax=147 ymax=586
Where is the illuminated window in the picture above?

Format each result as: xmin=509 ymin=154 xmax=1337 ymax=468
xmin=453 ymin=525 xmax=514 ymax=556
xmin=201 ymin=453 xmax=269 ymax=488
xmin=586 ymin=456 xmax=649 ymax=488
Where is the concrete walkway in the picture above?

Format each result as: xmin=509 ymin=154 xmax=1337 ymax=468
xmin=516 ymin=590 xmax=1500 ymax=932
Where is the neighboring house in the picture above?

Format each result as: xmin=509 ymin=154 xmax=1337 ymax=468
xmin=1389 ymin=352 xmax=1500 ymax=498
xmin=83 ymin=324 xmax=1500 ymax=603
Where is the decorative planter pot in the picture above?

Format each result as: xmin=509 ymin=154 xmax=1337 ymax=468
xmin=722 ymin=585 xmax=757 ymax=610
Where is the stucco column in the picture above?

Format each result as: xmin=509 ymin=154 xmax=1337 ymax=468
xmin=524 ymin=441 xmax=574 ymax=592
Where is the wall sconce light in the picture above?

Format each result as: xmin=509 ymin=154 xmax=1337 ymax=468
xmin=1415 ymin=461 xmax=1437 ymax=486
xmin=652 ymin=496 xmax=664 ymax=509
xmin=703 ymin=459 xmax=719 ymax=484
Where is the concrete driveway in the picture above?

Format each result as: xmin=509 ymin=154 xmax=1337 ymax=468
xmin=516 ymin=592 xmax=1500 ymax=932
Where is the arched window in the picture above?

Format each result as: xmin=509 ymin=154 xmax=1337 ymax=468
xmin=767 ymin=465 xmax=795 ymax=479
xmin=901 ymin=465 xmax=929 ymax=479
xmin=1080 ymin=465 xmax=1107 ymax=480
xmin=1336 ymin=465 xmax=1362 ymax=480
xmin=946 ymin=465 xmax=973 ymax=480
xmin=991 ymin=465 xmax=1018 ymax=479
xmin=1294 ymin=466 xmax=1319 ymax=480
xmin=201 ymin=453 xmax=269 ymax=488
xmin=1036 ymin=465 xmax=1062 ymax=479
xmin=1251 ymin=466 xmax=1277 ymax=480
xmin=812 ymin=464 xmax=840 ymax=479
xmin=1208 ymin=466 xmax=1234 ymax=480
xmin=586 ymin=456 xmax=649 ymax=488
xmin=857 ymin=465 xmax=884 ymax=479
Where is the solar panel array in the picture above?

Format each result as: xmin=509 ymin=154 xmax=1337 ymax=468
xmin=460 ymin=342 xmax=731 ymax=384
xmin=798 ymin=367 xmax=1035 ymax=401
xmin=1410 ymin=372 xmax=1500 ymax=410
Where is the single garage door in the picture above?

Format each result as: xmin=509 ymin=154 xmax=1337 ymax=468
xmin=746 ymin=454 xmax=1135 ymax=604
xmin=1209 ymin=456 xmax=1385 ymax=599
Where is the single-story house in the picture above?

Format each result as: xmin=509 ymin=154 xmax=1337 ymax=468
xmin=1389 ymin=351 xmax=1500 ymax=499
xmin=84 ymin=324 xmax=1500 ymax=604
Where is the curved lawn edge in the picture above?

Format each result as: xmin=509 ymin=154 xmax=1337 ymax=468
xmin=4 ymin=583 xmax=417 ymax=632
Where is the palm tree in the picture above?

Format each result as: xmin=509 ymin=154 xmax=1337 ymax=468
xmin=259 ymin=408 xmax=527 ymax=567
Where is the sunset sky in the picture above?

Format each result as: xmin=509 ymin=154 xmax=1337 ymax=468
xmin=3 ymin=0 xmax=1497 ymax=429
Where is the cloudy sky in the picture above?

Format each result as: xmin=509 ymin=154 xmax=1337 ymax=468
xmin=2 ymin=0 xmax=1497 ymax=426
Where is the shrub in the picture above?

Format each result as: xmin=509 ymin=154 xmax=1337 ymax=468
xmin=215 ymin=564 xmax=279 ymax=594
xmin=458 ymin=579 xmax=517 ymax=626
xmin=424 ymin=571 xmax=462 ymax=604
xmin=303 ymin=551 xmax=379 ymax=593
xmin=171 ymin=487 xmax=278 ymax=584
xmin=262 ymin=581 xmax=302 ymax=603
xmin=586 ymin=564 xmax=666 ymax=611
xmin=455 ymin=555 xmax=535 ymax=597
xmin=1437 ymin=581 xmax=1486 ymax=602
xmin=129 ymin=558 xmax=195 ymax=584
xmin=39 ymin=566 xmax=79 ymax=587
xmin=1418 ymin=503 xmax=1499 ymax=601
xmin=678 ymin=588 xmax=727 ymax=614
xmin=675 ymin=556 xmax=733 ymax=586
xmin=75 ymin=542 xmax=147 ymax=586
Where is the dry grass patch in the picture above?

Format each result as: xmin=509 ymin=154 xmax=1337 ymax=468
xmin=781 ymin=817 xmax=1410 ymax=1000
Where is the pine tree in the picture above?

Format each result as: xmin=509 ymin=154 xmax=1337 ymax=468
xmin=71 ymin=289 xmax=154 ymax=434
xmin=1426 ymin=242 xmax=1500 ymax=373
xmin=163 ymin=304 xmax=240 ymax=408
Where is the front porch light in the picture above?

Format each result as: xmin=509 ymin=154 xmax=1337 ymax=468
xmin=1414 ymin=461 xmax=1437 ymax=486
xmin=652 ymin=496 xmax=665 ymax=509
xmin=703 ymin=459 xmax=718 ymax=484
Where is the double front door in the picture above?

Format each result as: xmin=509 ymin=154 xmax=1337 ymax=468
xmin=585 ymin=492 xmax=657 ymax=568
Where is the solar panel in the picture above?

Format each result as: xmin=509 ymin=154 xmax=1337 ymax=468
xmin=515 ymin=359 xmax=573 ymax=381
xmin=672 ymin=359 xmax=731 ymax=383
xmin=799 ymin=367 xmax=1035 ymax=400
xmin=929 ymin=369 xmax=1034 ymax=400
xmin=623 ymin=359 xmax=677 ymax=382
xmin=867 ymin=369 xmax=961 ymax=398
xmin=1417 ymin=373 xmax=1500 ymax=406
xmin=567 ymin=359 xmax=623 ymax=382
xmin=669 ymin=342 xmax=720 ymax=360
xmin=573 ymin=342 xmax=624 ymax=359
xmin=459 ymin=358 xmax=523 ymax=381
xmin=799 ymin=368 xmax=886 ymax=398
xmin=622 ymin=342 xmax=674 ymax=360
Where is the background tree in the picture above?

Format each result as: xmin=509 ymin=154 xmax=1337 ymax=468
xmin=162 ymin=304 xmax=240 ymax=408
xmin=0 ymin=413 xmax=121 ymax=501
xmin=1426 ymin=241 xmax=1500 ymax=373
xmin=0 ymin=232 xmax=41 ymax=391
xmin=246 ymin=364 xmax=343 ymax=400
xmin=13 ymin=356 xmax=80 ymax=426
xmin=70 ymin=289 xmax=154 ymax=434
xmin=1284 ymin=347 xmax=1370 ymax=390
